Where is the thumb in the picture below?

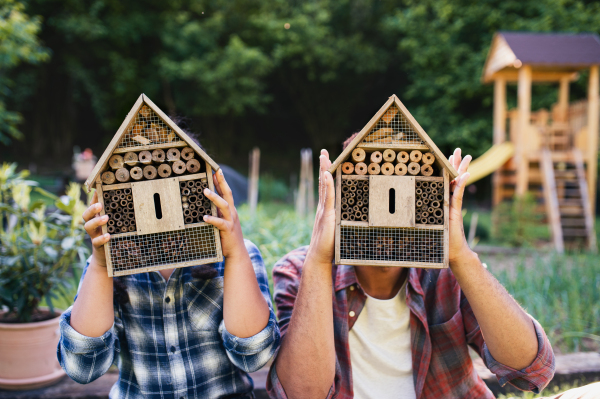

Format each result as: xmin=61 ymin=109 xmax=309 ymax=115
xmin=323 ymin=171 xmax=335 ymax=212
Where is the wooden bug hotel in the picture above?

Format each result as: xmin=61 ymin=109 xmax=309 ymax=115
xmin=85 ymin=94 xmax=223 ymax=277
xmin=329 ymin=95 xmax=458 ymax=268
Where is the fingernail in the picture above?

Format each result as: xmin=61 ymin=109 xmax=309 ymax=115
xmin=96 ymin=203 xmax=101 ymax=209
xmin=103 ymin=215 xmax=109 ymax=220
xmin=105 ymin=234 xmax=110 ymax=238
xmin=203 ymin=215 xmax=208 ymax=221
xmin=219 ymin=169 xmax=223 ymax=175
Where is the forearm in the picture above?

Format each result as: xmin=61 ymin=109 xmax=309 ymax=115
xmin=451 ymin=250 xmax=538 ymax=370
xmin=70 ymin=257 xmax=115 ymax=337
xmin=223 ymin=250 xmax=270 ymax=338
xmin=275 ymin=256 xmax=336 ymax=399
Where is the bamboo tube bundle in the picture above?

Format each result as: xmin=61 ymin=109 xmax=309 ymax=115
xmin=180 ymin=178 xmax=212 ymax=223
xmin=341 ymin=179 xmax=369 ymax=221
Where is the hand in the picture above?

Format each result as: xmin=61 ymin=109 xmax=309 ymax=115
xmin=203 ymin=169 xmax=246 ymax=259
xmin=83 ymin=191 xmax=110 ymax=268
xmin=447 ymin=148 xmax=473 ymax=266
xmin=306 ymin=150 xmax=336 ymax=266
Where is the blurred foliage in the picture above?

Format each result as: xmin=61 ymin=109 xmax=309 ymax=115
xmin=492 ymin=193 xmax=548 ymax=247
xmin=0 ymin=0 xmax=49 ymax=144
xmin=498 ymin=379 xmax=598 ymax=398
xmin=258 ymin=174 xmax=290 ymax=203
xmin=0 ymin=163 xmax=89 ymax=322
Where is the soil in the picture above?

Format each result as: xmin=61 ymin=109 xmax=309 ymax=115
xmin=0 ymin=308 xmax=60 ymax=324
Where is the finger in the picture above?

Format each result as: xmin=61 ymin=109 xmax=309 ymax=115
xmin=457 ymin=154 xmax=472 ymax=176
xmin=203 ymin=214 xmax=228 ymax=230
xmin=323 ymin=171 xmax=335 ymax=211
xmin=451 ymin=172 xmax=470 ymax=211
xmin=85 ymin=214 xmax=109 ymax=235
xmin=90 ymin=190 xmax=98 ymax=206
xmin=92 ymin=233 xmax=110 ymax=248
xmin=320 ymin=149 xmax=331 ymax=170
xmin=318 ymin=154 xmax=328 ymax=207
xmin=82 ymin=202 xmax=102 ymax=223
xmin=452 ymin=148 xmax=462 ymax=172
xmin=204 ymin=188 xmax=231 ymax=220
xmin=215 ymin=169 xmax=235 ymax=207
xmin=212 ymin=173 xmax=224 ymax=197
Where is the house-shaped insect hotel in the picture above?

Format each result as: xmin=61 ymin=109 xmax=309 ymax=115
xmin=329 ymin=95 xmax=458 ymax=268
xmin=85 ymin=94 xmax=223 ymax=277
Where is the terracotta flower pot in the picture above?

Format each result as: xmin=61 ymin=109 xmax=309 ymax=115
xmin=0 ymin=308 xmax=65 ymax=390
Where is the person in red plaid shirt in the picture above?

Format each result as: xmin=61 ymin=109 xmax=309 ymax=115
xmin=267 ymin=147 xmax=557 ymax=399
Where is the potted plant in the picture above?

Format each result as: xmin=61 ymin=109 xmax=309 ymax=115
xmin=0 ymin=163 xmax=89 ymax=390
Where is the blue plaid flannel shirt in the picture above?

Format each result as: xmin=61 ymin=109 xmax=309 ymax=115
xmin=57 ymin=240 xmax=280 ymax=399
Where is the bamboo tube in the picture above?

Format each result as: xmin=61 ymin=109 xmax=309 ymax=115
xmin=408 ymin=162 xmax=420 ymax=175
xmin=370 ymin=151 xmax=383 ymax=164
xmin=362 ymin=184 xmax=369 ymax=192
xmin=184 ymin=209 xmax=191 ymax=217
xmin=356 ymin=200 xmax=363 ymax=207
xmin=127 ymin=202 xmax=134 ymax=210
xmin=110 ymin=202 xmax=118 ymax=210
xmin=421 ymin=164 xmax=434 ymax=176
xmin=180 ymin=182 xmax=187 ymax=189
xmin=123 ymin=219 xmax=130 ymax=227
xmin=157 ymin=164 xmax=172 ymax=178
xmin=143 ymin=165 xmax=158 ymax=180
xmin=108 ymin=219 xmax=115 ymax=226
xmin=428 ymin=216 xmax=435 ymax=224
xmin=430 ymin=188 xmax=438 ymax=195
xmin=421 ymin=211 xmax=429 ymax=219
xmin=368 ymin=163 xmax=380 ymax=175
xmin=191 ymin=210 xmax=199 ymax=218
xmin=187 ymin=181 xmax=195 ymax=188
xmin=178 ymin=146 xmax=194 ymax=161
xmin=352 ymin=148 xmax=366 ymax=162
xmin=116 ymin=220 xmax=123 ymax=227
xmin=409 ymin=150 xmax=422 ymax=163
xmin=115 ymin=168 xmax=130 ymax=182
xmin=182 ymin=188 xmax=190 ymax=196
xmin=342 ymin=162 xmax=354 ymax=174
xmin=347 ymin=198 xmax=355 ymax=205
xmin=381 ymin=162 xmax=394 ymax=175
xmin=120 ymin=199 xmax=128 ymax=207
xmin=103 ymin=192 xmax=111 ymax=200
xmin=173 ymin=160 xmax=186 ymax=174
xmin=416 ymin=200 xmax=423 ymax=207
xmin=189 ymin=204 xmax=196 ymax=210
xmin=394 ymin=163 xmax=407 ymax=176
xmin=182 ymin=202 xmax=189 ymax=209
xmin=342 ymin=212 xmax=350 ymax=220
xmin=436 ymin=194 xmax=443 ymax=201
xmin=383 ymin=149 xmax=396 ymax=162
xmin=355 ymin=162 xmax=368 ymax=175
xmin=432 ymin=201 xmax=441 ymax=208
xmin=362 ymin=207 xmax=368 ymax=214
xmin=109 ymin=155 xmax=125 ymax=170
xmin=349 ymin=213 xmax=356 ymax=221
xmin=197 ymin=206 xmax=205 ymax=214
xmin=434 ymin=209 xmax=443 ymax=218
xmin=342 ymin=185 xmax=349 ymax=193
xmin=129 ymin=166 xmax=142 ymax=180
xmin=186 ymin=159 xmax=201 ymax=173
xmin=195 ymin=180 xmax=203 ymax=188
xmin=397 ymin=151 xmax=409 ymax=164
xmin=422 ymin=152 xmax=435 ymax=165
xmin=128 ymin=212 xmax=135 ymax=219
xmin=167 ymin=148 xmax=181 ymax=161
xmin=361 ymin=214 xmax=368 ymax=222
xmin=181 ymin=195 xmax=189 ymax=203
xmin=101 ymin=171 xmax=116 ymax=185
xmin=139 ymin=151 xmax=152 ymax=165
xmin=342 ymin=203 xmax=349 ymax=211
xmin=428 ymin=207 xmax=435 ymax=214
xmin=354 ymin=211 xmax=362 ymax=219
xmin=416 ymin=188 xmax=423 ymax=195
xmin=416 ymin=181 xmax=422 ymax=188
xmin=188 ymin=195 xmax=198 ymax=204
xmin=126 ymin=195 xmax=133 ymax=201
xmin=185 ymin=216 xmax=194 ymax=224
xmin=128 ymin=225 xmax=136 ymax=232
xmin=152 ymin=149 xmax=166 ymax=163
xmin=353 ymin=205 xmax=360 ymax=213
xmin=108 ymin=226 xmax=116 ymax=233
xmin=436 ymin=217 xmax=443 ymax=224
xmin=124 ymin=188 xmax=132 ymax=194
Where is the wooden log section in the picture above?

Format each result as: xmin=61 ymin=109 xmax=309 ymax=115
xmin=397 ymin=151 xmax=409 ymax=164
xmin=186 ymin=159 xmax=201 ymax=173
xmin=352 ymin=148 xmax=366 ymax=163
xmin=152 ymin=149 xmax=166 ymax=163
xmin=368 ymin=163 xmax=381 ymax=175
xmin=342 ymin=162 xmax=354 ymax=174
xmin=130 ymin=166 xmax=143 ymax=180
xmin=408 ymin=162 xmax=420 ymax=175
xmin=173 ymin=160 xmax=186 ymax=174
xmin=410 ymin=150 xmax=422 ymax=163
xmin=383 ymin=149 xmax=396 ymax=162
xmin=102 ymin=171 xmax=116 ymax=185
xmin=109 ymin=155 xmax=125 ymax=170
xmin=422 ymin=152 xmax=435 ymax=165
xmin=370 ymin=151 xmax=383 ymax=164
xmin=124 ymin=152 xmax=138 ymax=166
xmin=139 ymin=151 xmax=152 ymax=165
xmin=158 ymin=164 xmax=172 ymax=178
xmin=167 ymin=148 xmax=181 ymax=161
xmin=181 ymin=147 xmax=195 ymax=161
xmin=143 ymin=165 xmax=158 ymax=180
xmin=421 ymin=164 xmax=434 ymax=176
xmin=381 ymin=162 xmax=394 ymax=175
xmin=395 ymin=163 xmax=407 ymax=176
xmin=355 ymin=162 xmax=368 ymax=175
xmin=115 ymin=168 xmax=130 ymax=183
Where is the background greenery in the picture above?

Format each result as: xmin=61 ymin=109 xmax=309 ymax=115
xmin=2 ymin=0 xmax=600 ymax=182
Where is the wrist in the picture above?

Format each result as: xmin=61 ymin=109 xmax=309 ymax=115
xmin=304 ymin=251 xmax=333 ymax=271
xmin=449 ymin=247 xmax=480 ymax=271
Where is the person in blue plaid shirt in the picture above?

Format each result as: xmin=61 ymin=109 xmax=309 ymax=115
xmin=57 ymin=168 xmax=280 ymax=399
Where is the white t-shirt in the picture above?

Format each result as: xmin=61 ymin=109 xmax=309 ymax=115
xmin=349 ymin=279 xmax=416 ymax=399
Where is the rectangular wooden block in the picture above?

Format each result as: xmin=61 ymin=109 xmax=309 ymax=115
xmin=131 ymin=178 xmax=185 ymax=235
xmin=369 ymin=175 xmax=415 ymax=227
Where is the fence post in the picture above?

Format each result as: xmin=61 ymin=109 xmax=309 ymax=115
xmin=295 ymin=149 xmax=314 ymax=216
xmin=248 ymin=147 xmax=260 ymax=215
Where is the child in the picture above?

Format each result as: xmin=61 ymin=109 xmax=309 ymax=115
xmin=58 ymin=168 xmax=280 ymax=399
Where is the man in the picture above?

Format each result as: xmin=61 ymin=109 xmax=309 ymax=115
xmin=267 ymin=148 xmax=555 ymax=399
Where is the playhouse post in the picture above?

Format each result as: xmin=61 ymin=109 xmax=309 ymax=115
xmin=587 ymin=65 xmax=599 ymax=215
xmin=557 ymin=76 xmax=570 ymax=122
xmin=493 ymin=78 xmax=507 ymax=206
xmin=516 ymin=65 xmax=532 ymax=196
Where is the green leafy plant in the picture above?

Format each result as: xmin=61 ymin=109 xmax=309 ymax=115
xmin=492 ymin=193 xmax=547 ymax=247
xmin=0 ymin=163 xmax=89 ymax=322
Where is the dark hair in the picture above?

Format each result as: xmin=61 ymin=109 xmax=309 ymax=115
xmin=342 ymin=132 xmax=360 ymax=150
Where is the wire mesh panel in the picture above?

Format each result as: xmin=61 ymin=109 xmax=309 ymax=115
xmin=339 ymin=226 xmax=444 ymax=264
xmin=108 ymin=224 xmax=218 ymax=275
xmin=341 ymin=179 xmax=369 ymax=221
xmin=361 ymin=105 xmax=424 ymax=145
xmin=117 ymin=104 xmax=185 ymax=149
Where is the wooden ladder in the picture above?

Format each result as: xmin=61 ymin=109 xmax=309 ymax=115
xmin=540 ymin=149 xmax=597 ymax=253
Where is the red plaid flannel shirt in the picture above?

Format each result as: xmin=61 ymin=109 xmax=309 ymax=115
xmin=267 ymin=246 xmax=555 ymax=399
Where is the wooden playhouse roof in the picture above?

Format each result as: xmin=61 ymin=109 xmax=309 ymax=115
xmin=328 ymin=95 xmax=458 ymax=179
xmin=85 ymin=94 xmax=220 ymax=191
xmin=483 ymin=32 xmax=600 ymax=83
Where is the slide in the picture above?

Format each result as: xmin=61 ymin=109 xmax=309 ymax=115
xmin=465 ymin=142 xmax=515 ymax=185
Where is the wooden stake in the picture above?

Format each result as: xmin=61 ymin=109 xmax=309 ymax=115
xmin=115 ymin=168 xmax=130 ymax=182
xmin=158 ymin=164 xmax=172 ymax=178
xmin=143 ymin=165 xmax=158 ymax=180
xmin=102 ymin=171 xmax=116 ymax=185
xmin=248 ymin=147 xmax=260 ymax=214
xmin=342 ymin=162 xmax=355 ymax=174
xmin=181 ymin=147 xmax=195 ymax=161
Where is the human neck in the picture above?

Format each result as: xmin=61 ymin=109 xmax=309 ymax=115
xmin=354 ymin=266 xmax=408 ymax=300
xmin=159 ymin=268 xmax=175 ymax=281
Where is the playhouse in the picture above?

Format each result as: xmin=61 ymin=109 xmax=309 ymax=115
xmin=329 ymin=95 xmax=458 ymax=268
xmin=85 ymin=94 xmax=223 ymax=277
xmin=477 ymin=32 xmax=599 ymax=252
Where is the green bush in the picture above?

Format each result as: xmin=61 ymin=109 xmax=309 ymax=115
xmin=258 ymin=174 xmax=291 ymax=203
xmin=492 ymin=194 xmax=548 ymax=247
